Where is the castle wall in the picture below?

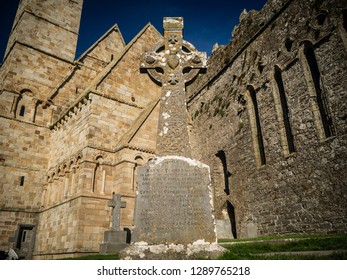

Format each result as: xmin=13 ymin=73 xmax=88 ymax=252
xmin=188 ymin=0 xmax=347 ymax=238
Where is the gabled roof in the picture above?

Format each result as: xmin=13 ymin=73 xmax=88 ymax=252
xmin=86 ymin=22 xmax=162 ymax=91
xmin=76 ymin=23 xmax=126 ymax=61
xmin=51 ymin=22 xmax=162 ymax=128
xmin=47 ymin=23 xmax=127 ymax=103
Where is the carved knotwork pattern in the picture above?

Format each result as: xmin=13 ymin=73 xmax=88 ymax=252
xmin=157 ymin=92 xmax=190 ymax=157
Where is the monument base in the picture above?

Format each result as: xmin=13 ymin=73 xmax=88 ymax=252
xmin=99 ymin=230 xmax=128 ymax=253
xmin=119 ymin=240 xmax=227 ymax=260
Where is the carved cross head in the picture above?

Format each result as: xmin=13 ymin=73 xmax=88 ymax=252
xmin=140 ymin=17 xmax=207 ymax=88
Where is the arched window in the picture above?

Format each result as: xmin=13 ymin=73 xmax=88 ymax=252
xmin=302 ymin=43 xmax=334 ymax=138
xmin=247 ymin=86 xmax=266 ymax=166
xmin=19 ymin=105 xmax=25 ymax=117
xmin=274 ymin=66 xmax=295 ymax=154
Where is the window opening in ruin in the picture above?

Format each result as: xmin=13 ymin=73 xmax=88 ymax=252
xmin=248 ymin=86 xmax=266 ymax=165
xmin=343 ymin=10 xmax=347 ymax=32
xmin=215 ymin=150 xmax=237 ymax=238
xmin=20 ymin=176 xmax=25 ymax=186
xmin=19 ymin=105 xmax=25 ymax=117
xmin=92 ymin=163 xmax=99 ymax=193
xmin=274 ymin=66 xmax=295 ymax=153
xmin=258 ymin=62 xmax=265 ymax=73
xmin=285 ymin=38 xmax=293 ymax=52
xmin=215 ymin=151 xmax=231 ymax=195
xmin=304 ymin=44 xmax=335 ymax=137
xmin=315 ymin=13 xmax=326 ymax=26
xmin=226 ymin=201 xmax=237 ymax=239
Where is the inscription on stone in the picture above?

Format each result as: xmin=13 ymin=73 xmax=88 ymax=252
xmin=132 ymin=157 xmax=216 ymax=244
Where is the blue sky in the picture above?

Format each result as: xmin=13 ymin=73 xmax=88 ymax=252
xmin=1 ymin=0 xmax=267 ymax=60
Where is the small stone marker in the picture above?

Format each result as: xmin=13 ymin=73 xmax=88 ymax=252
xmin=131 ymin=18 xmax=217 ymax=250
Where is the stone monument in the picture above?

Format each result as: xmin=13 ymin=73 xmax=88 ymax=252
xmin=123 ymin=17 xmax=223 ymax=259
xmin=99 ymin=193 xmax=128 ymax=253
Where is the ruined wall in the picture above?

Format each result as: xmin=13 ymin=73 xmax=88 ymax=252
xmin=188 ymin=0 xmax=347 ymax=238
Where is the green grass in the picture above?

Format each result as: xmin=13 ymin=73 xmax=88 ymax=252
xmin=61 ymin=235 xmax=347 ymax=260
xmin=218 ymin=235 xmax=347 ymax=260
xmin=218 ymin=233 xmax=347 ymax=243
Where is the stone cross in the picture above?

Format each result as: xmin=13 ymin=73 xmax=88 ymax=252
xmin=108 ymin=193 xmax=126 ymax=231
xmin=140 ymin=17 xmax=207 ymax=157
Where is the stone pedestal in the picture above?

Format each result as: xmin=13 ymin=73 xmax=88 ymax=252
xmin=132 ymin=156 xmax=216 ymax=245
xmin=99 ymin=230 xmax=128 ymax=253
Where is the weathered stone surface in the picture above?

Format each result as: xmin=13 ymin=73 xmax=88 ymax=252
xmin=120 ymin=241 xmax=227 ymax=260
xmin=99 ymin=230 xmax=128 ymax=253
xmin=140 ymin=17 xmax=206 ymax=157
xmin=108 ymin=193 xmax=126 ymax=231
xmin=132 ymin=156 xmax=216 ymax=244
xmin=215 ymin=220 xmax=234 ymax=240
xmin=187 ymin=0 xmax=347 ymax=238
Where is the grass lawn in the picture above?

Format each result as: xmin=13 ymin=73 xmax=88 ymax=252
xmin=61 ymin=234 xmax=347 ymax=260
xmin=218 ymin=234 xmax=347 ymax=260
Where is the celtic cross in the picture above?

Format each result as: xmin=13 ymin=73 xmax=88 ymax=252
xmin=140 ymin=17 xmax=206 ymax=157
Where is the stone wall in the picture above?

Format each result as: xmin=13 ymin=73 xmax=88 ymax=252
xmin=28 ymin=23 xmax=162 ymax=258
xmin=5 ymin=0 xmax=83 ymax=62
xmin=188 ymin=0 xmax=347 ymax=238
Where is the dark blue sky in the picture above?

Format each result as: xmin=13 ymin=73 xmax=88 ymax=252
xmin=1 ymin=0 xmax=267 ymax=61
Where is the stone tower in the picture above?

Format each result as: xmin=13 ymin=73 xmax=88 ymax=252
xmin=1 ymin=0 xmax=83 ymax=102
xmin=0 ymin=0 xmax=84 ymax=259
